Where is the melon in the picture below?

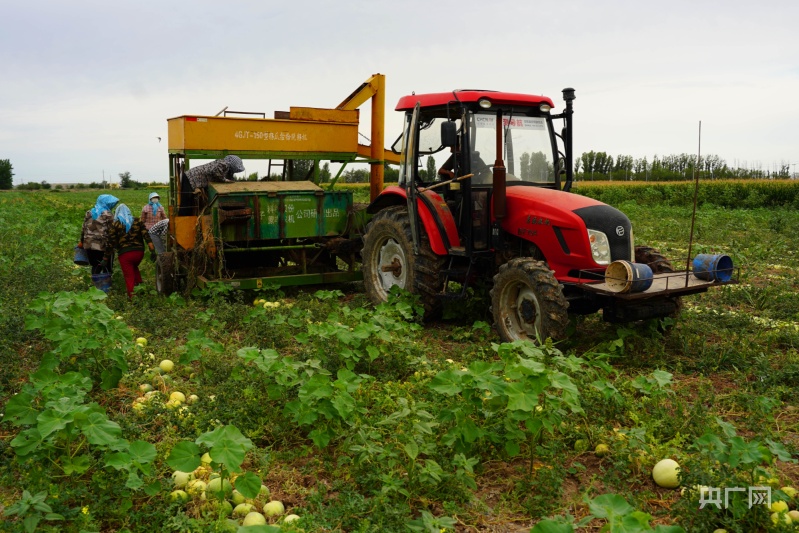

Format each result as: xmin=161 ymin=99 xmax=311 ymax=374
xmin=172 ymin=470 xmax=191 ymax=488
xmin=168 ymin=490 xmax=189 ymax=504
xmin=263 ymin=500 xmax=285 ymax=517
xmin=159 ymin=359 xmax=174 ymax=372
xmin=233 ymin=503 xmax=254 ymax=517
xmin=652 ymin=458 xmax=681 ymax=488
xmin=242 ymin=512 xmax=266 ymax=526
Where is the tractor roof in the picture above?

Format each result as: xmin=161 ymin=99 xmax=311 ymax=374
xmin=395 ymin=90 xmax=555 ymax=111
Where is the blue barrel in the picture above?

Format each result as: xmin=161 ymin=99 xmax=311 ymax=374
xmin=692 ymin=254 xmax=733 ymax=282
xmin=74 ymin=246 xmax=90 ymax=266
xmin=91 ymin=272 xmax=112 ymax=293
xmin=605 ymin=260 xmax=654 ymax=293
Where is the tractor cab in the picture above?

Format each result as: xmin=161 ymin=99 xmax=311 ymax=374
xmin=372 ymin=88 xmax=576 ymax=256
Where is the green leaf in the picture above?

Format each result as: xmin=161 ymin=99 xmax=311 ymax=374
xmin=297 ymin=374 xmax=333 ymax=402
xmin=332 ymin=391 xmax=356 ymax=419
xmin=3 ymin=392 xmax=38 ymax=426
xmin=143 ymin=480 xmax=162 ymax=496
xmin=651 ymin=369 xmax=673 ymax=388
xmin=10 ymin=429 xmax=43 ymax=457
xmin=23 ymin=514 xmax=42 ymax=533
xmin=128 ymin=440 xmax=157 ymax=465
xmin=505 ymin=382 xmax=539 ymax=412
xmin=549 ymin=371 xmax=578 ymax=396
xmin=78 ymin=412 xmax=122 ymax=446
xmin=234 ymin=471 xmax=263 ymax=499
xmin=460 ymin=419 xmax=481 ymax=443
xmin=196 ymin=425 xmax=253 ymax=471
xmin=514 ymin=357 xmax=547 ymax=375
xmin=727 ymin=436 xmax=769 ymax=467
xmin=167 ymin=441 xmax=201 ymax=472
xmin=36 ymin=409 xmax=72 ymax=439
xmin=428 ymin=369 xmax=464 ymax=396
xmin=125 ymin=471 xmax=144 ymax=490
xmin=308 ymin=427 xmax=333 ymax=448
xmin=366 ymin=345 xmax=380 ymax=361
xmin=587 ymin=494 xmax=634 ymax=519
xmin=62 ymin=454 xmax=92 ymax=475
xmin=104 ymin=452 xmax=132 ymax=471
xmin=404 ymin=441 xmax=419 ymax=461
xmin=766 ymin=438 xmax=797 ymax=463
xmin=591 ymin=379 xmax=620 ymax=401
xmin=505 ymin=439 xmax=521 ymax=457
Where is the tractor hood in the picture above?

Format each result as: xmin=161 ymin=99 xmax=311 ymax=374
xmin=500 ymin=186 xmax=633 ymax=275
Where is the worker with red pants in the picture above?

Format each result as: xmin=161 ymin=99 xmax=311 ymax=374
xmin=103 ymin=204 xmax=154 ymax=298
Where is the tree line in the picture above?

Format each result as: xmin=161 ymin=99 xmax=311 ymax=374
xmin=2 ymin=151 xmax=795 ymax=191
xmin=575 ymin=151 xmax=794 ymax=181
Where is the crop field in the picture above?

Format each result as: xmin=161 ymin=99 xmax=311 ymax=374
xmin=1 ymin=182 xmax=799 ymax=533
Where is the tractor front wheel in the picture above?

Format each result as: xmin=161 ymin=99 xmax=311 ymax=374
xmin=635 ymin=246 xmax=674 ymax=273
xmin=491 ymin=258 xmax=569 ymax=343
xmin=635 ymin=245 xmax=682 ymax=320
xmin=361 ymin=206 xmax=445 ymax=319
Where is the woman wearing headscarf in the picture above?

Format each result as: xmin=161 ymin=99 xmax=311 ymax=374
xmin=78 ymin=194 xmax=119 ymax=275
xmin=185 ymin=155 xmax=245 ymax=191
xmin=140 ymin=192 xmax=167 ymax=230
xmin=104 ymin=203 xmax=154 ymax=298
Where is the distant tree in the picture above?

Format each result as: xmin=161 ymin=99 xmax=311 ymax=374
xmin=520 ymin=152 xmax=531 ymax=180
xmin=247 ymin=171 xmax=259 ymax=182
xmin=289 ymin=160 xmax=314 ymax=181
xmin=319 ymin=162 xmax=331 ymax=183
xmin=384 ymin=163 xmax=399 ymax=183
xmin=343 ymin=168 xmax=369 ymax=183
xmin=119 ymin=171 xmax=133 ymax=188
xmin=426 ymin=156 xmax=436 ymax=180
xmin=528 ymin=151 xmax=550 ymax=182
xmin=0 ymin=159 xmax=13 ymax=189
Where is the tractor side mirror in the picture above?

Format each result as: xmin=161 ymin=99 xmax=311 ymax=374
xmin=441 ymin=121 xmax=458 ymax=147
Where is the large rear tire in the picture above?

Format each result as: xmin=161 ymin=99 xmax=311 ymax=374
xmin=155 ymin=252 xmax=176 ymax=296
xmin=361 ymin=207 xmax=446 ymax=319
xmin=491 ymin=258 xmax=569 ymax=343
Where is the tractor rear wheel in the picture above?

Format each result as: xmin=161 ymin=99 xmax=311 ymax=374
xmin=491 ymin=258 xmax=569 ymax=343
xmin=361 ymin=206 xmax=445 ymax=319
xmin=155 ymin=252 xmax=176 ymax=296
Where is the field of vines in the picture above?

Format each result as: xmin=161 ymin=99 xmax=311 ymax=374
xmin=1 ymin=180 xmax=799 ymax=533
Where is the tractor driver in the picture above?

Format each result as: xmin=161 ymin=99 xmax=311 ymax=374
xmin=438 ymin=136 xmax=464 ymax=181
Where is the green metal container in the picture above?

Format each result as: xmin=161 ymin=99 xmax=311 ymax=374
xmin=208 ymin=181 xmax=352 ymax=242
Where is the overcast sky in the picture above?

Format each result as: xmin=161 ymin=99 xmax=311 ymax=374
xmin=2 ymin=0 xmax=798 ymax=184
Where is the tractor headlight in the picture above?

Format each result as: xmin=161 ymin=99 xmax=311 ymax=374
xmin=588 ymin=229 xmax=611 ymax=265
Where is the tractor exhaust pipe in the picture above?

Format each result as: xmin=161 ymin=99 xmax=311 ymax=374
xmin=562 ymin=88 xmax=575 ymax=192
xmin=492 ymin=109 xmax=506 ymax=220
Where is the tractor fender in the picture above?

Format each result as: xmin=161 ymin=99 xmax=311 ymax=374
xmin=367 ymin=186 xmax=460 ymax=255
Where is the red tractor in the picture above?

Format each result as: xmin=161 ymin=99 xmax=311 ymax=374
xmin=361 ymin=88 xmax=729 ymax=343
